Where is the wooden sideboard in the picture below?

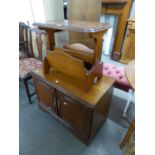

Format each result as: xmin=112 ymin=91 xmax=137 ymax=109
xmin=32 ymin=68 xmax=114 ymax=144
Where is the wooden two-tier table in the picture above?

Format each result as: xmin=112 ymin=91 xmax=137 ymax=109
xmin=33 ymin=20 xmax=111 ymax=64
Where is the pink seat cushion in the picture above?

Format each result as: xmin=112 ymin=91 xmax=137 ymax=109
xmin=19 ymin=58 xmax=42 ymax=78
xmin=102 ymin=63 xmax=131 ymax=91
xmin=19 ymin=51 xmax=28 ymax=59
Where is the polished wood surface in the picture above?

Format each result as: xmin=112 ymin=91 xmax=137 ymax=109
xmin=32 ymin=68 xmax=114 ymax=144
xmin=34 ymin=79 xmax=58 ymax=113
xmin=32 ymin=68 xmax=114 ymax=106
xmin=58 ymin=91 xmax=92 ymax=138
xmin=120 ymin=16 xmax=135 ymax=64
xmin=102 ymin=0 xmax=127 ymax=3
xmin=33 ymin=20 xmax=110 ymax=64
xmin=43 ymin=50 xmax=104 ymax=92
xmin=33 ymin=20 xmax=111 ymax=33
xmin=125 ymin=60 xmax=135 ymax=89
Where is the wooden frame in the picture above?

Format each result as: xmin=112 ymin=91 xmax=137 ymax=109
xmin=102 ymin=0 xmax=132 ymax=61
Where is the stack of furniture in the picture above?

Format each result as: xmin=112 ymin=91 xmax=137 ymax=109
xmin=32 ymin=20 xmax=115 ymax=144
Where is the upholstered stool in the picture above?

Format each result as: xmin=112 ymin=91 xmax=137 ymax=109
xmin=102 ymin=63 xmax=133 ymax=117
xmin=102 ymin=63 xmax=131 ymax=92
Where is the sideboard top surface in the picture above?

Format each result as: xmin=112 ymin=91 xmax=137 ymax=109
xmin=32 ymin=68 xmax=114 ymax=106
xmin=33 ymin=20 xmax=111 ymax=33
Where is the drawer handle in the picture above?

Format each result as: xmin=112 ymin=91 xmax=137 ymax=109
xmin=64 ymin=102 xmax=67 ymax=106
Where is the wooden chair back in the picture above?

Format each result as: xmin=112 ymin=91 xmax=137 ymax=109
xmin=19 ymin=22 xmax=29 ymax=55
xmin=29 ymin=28 xmax=50 ymax=61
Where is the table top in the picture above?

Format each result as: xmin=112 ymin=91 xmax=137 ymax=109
xmin=102 ymin=0 xmax=127 ymax=4
xmin=32 ymin=68 xmax=114 ymax=107
xmin=33 ymin=20 xmax=111 ymax=33
xmin=125 ymin=60 xmax=135 ymax=89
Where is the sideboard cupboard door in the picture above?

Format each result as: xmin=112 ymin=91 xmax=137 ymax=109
xmin=33 ymin=78 xmax=57 ymax=113
xmin=57 ymin=91 xmax=92 ymax=138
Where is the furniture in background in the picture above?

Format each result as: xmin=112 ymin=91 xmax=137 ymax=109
xmin=123 ymin=60 xmax=135 ymax=117
xmin=120 ymin=17 xmax=135 ymax=64
xmin=63 ymin=0 xmax=133 ymax=61
xmin=125 ymin=60 xmax=135 ymax=89
xmin=120 ymin=118 xmax=135 ymax=155
xmin=19 ymin=27 xmax=49 ymax=104
xmin=32 ymin=66 xmax=114 ymax=144
xmin=19 ymin=22 xmax=29 ymax=59
xmin=101 ymin=0 xmax=132 ymax=60
xmin=67 ymin=0 xmax=102 ymax=50
xmin=102 ymin=63 xmax=131 ymax=92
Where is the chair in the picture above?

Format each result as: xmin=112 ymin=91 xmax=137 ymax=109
xmin=19 ymin=26 xmax=50 ymax=104
xmin=19 ymin=22 xmax=29 ymax=59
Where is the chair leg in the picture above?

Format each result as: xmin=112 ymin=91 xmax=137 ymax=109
xmin=123 ymin=89 xmax=134 ymax=118
xmin=23 ymin=78 xmax=32 ymax=104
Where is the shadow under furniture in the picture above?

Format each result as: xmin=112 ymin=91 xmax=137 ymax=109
xmin=19 ymin=27 xmax=49 ymax=104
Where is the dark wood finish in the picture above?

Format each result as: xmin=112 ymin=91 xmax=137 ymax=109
xmin=32 ymin=68 xmax=114 ymax=144
xmin=101 ymin=0 xmax=132 ymax=60
xmin=19 ymin=22 xmax=29 ymax=56
xmin=33 ymin=20 xmax=111 ymax=33
xmin=58 ymin=91 xmax=92 ymax=138
xmin=33 ymin=78 xmax=57 ymax=113
xmin=37 ymin=27 xmax=55 ymax=50
xmin=33 ymin=20 xmax=110 ymax=64
xmin=102 ymin=0 xmax=127 ymax=3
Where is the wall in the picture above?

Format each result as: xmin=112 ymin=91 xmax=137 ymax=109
xmin=43 ymin=0 xmax=64 ymax=20
xmin=19 ymin=0 xmax=64 ymax=25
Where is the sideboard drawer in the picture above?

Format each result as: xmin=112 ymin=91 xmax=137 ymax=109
xmin=57 ymin=91 xmax=92 ymax=138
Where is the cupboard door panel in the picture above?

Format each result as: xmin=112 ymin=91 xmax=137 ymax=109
xmin=34 ymin=78 xmax=57 ymax=113
xmin=57 ymin=92 xmax=92 ymax=138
